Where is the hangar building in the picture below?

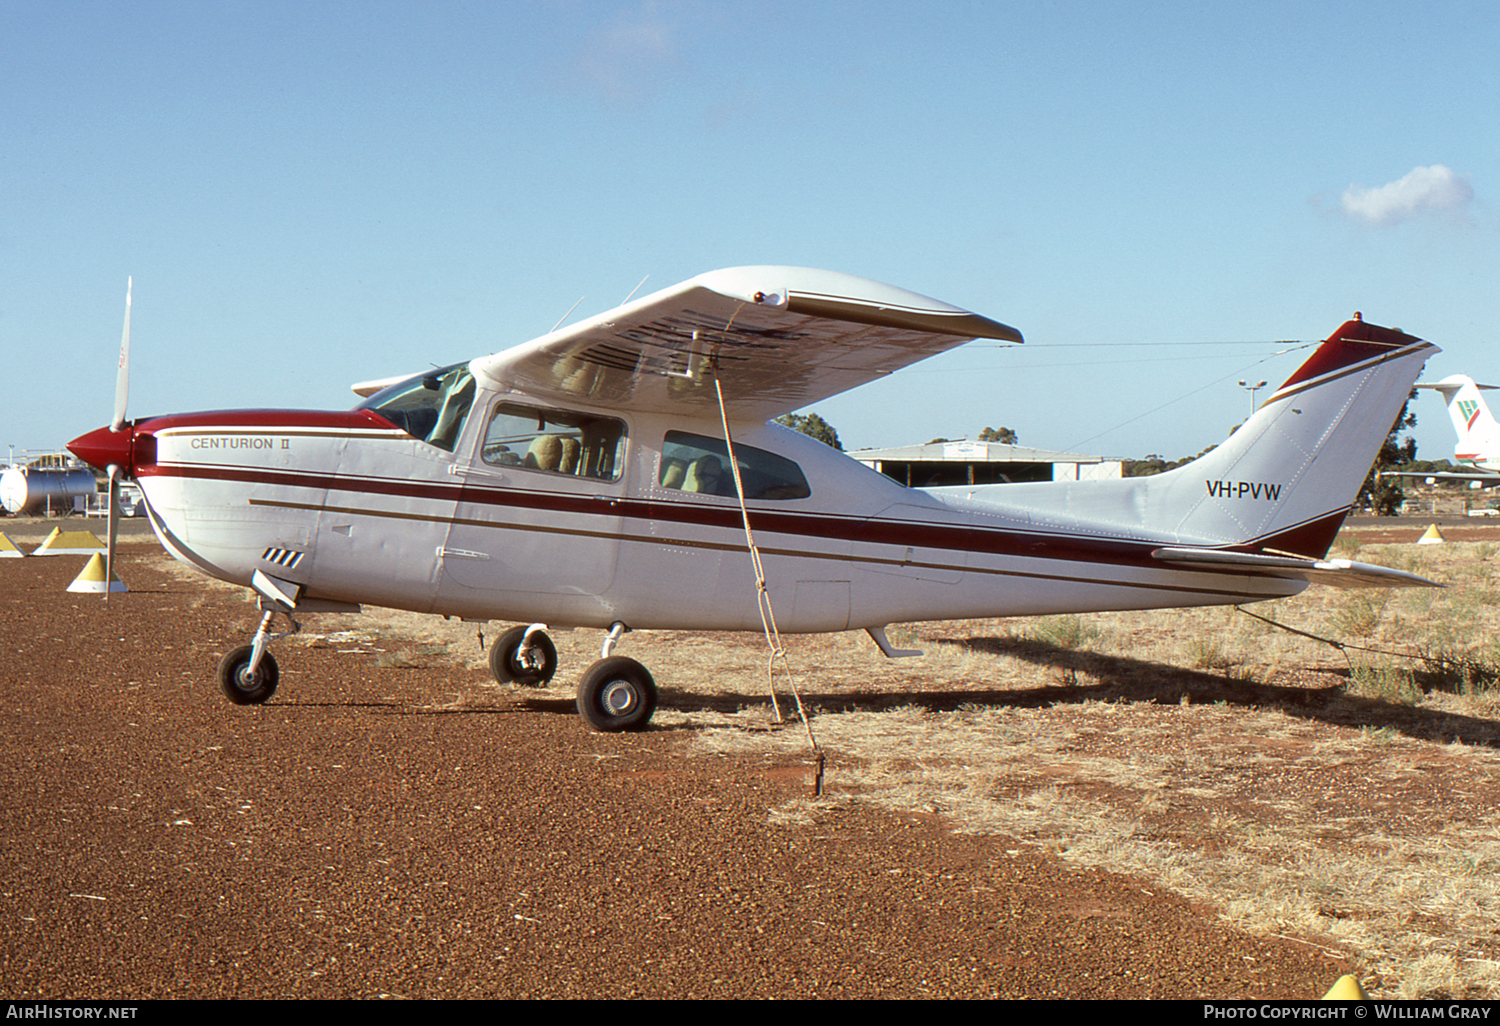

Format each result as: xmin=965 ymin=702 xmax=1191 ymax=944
xmin=850 ymin=440 xmax=1122 ymax=488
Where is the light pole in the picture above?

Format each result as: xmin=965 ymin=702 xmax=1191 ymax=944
xmin=1238 ymin=379 xmax=1267 ymax=416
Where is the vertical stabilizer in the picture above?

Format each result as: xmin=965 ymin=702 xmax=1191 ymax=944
xmin=1418 ymin=374 xmax=1500 ymax=470
xmin=1139 ymin=317 xmax=1435 ymax=557
xmin=946 ymin=316 xmax=1436 ymax=563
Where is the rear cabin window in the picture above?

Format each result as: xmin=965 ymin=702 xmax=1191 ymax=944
xmin=659 ymin=431 xmax=810 ymax=500
xmin=480 ymin=402 xmax=626 ymax=481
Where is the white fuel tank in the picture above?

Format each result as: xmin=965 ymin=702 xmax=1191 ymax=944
xmin=0 ymin=466 xmax=98 ymax=515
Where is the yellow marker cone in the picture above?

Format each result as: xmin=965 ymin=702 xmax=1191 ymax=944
xmin=0 ymin=533 xmax=24 ymax=558
xmin=67 ymin=553 xmax=127 ymax=594
xmin=32 ymin=528 xmax=106 ymax=556
xmin=1321 ymin=974 xmax=1369 ymax=1000
xmin=1418 ymin=524 xmax=1446 ymax=545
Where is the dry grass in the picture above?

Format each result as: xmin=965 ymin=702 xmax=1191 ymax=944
xmin=142 ymin=526 xmax=1500 ymax=998
xmin=681 ymin=534 xmax=1500 ymax=999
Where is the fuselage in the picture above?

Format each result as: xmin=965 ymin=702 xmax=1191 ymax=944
xmin=72 ymin=371 xmax=1309 ymax=634
xmin=1455 ymin=453 xmax=1500 ymax=474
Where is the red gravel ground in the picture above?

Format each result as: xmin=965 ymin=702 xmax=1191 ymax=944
xmin=1 ymin=548 xmax=1353 ymax=999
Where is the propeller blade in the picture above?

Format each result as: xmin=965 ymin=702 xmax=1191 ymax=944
xmin=111 ymin=277 xmax=131 ymax=433
xmin=105 ymin=465 xmax=120 ymax=601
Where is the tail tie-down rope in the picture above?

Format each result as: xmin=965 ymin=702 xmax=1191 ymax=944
xmin=1235 ymin=605 xmax=1438 ymax=668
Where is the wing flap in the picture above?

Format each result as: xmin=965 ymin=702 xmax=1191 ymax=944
xmin=1151 ymin=547 xmax=1441 ymax=589
xmin=471 ymin=267 xmax=1021 ymax=420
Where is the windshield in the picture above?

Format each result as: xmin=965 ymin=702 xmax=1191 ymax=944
xmin=355 ymin=362 xmax=477 ymax=452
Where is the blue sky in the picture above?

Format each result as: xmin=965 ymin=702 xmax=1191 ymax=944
xmin=4 ymin=0 xmax=1497 ymax=465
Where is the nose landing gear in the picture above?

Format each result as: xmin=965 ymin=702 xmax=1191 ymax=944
xmin=217 ymin=605 xmax=299 ymax=705
xmin=217 ymin=570 xmax=307 ymax=706
xmin=217 ymin=644 xmax=279 ymax=704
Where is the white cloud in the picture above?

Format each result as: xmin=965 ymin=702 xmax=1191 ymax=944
xmin=1340 ymin=164 xmax=1474 ymax=226
xmin=574 ymin=3 xmax=682 ymax=104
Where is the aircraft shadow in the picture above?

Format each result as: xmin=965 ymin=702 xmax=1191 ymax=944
xmin=267 ymin=636 xmax=1500 ymax=750
xmin=266 ymin=698 xmax=531 ymax=716
xmin=639 ymin=634 xmax=1500 ymax=749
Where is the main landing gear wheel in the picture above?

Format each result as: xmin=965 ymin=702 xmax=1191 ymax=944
xmin=576 ymin=656 xmax=657 ymax=732
xmin=489 ymin=626 xmax=558 ymax=687
xmin=217 ymin=645 xmax=279 ymax=705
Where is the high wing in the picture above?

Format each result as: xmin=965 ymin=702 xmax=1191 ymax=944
xmin=466 ymin=266 xmax=1022 ymax=421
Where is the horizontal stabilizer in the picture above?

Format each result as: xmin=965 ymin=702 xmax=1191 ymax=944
xmin=1417 ymin=380 xmax=1499 ymax=391
xmin=1381 ymin=469 xmax=1500 ymax=484
xmin=1150 ymin=547 xmax=1440 ymax=589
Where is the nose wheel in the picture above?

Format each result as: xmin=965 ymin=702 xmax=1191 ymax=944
xmin=217 ymin=645 xmax=279 ymax=704
xmin=217 ymin=604 xmax=297 ymax=706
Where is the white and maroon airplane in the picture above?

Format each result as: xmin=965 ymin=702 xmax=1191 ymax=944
xmin=68 ymin=267 xmax=1438 ymax=731
xmin=1386 ymin=373 xmax=1500 ymax=484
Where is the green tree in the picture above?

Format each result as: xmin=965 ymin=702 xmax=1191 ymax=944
xmin=1123 ymin=447 xmax=1215 ymax=477
xmin=1357 ymin=391 xmax=1418 ymax=515
xmin=774 ymin=412 xmax=842 ymax=450
xmin=977 ymin=426 xmax=1018 ymax=444
xmin=1124 ymin=453 xmax=1173 ymax=477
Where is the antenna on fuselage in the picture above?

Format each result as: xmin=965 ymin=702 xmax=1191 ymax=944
xmin=549 ymin=296 xmax=586 ymax=334
xmin=619 ymin=275 xmax=649 ymax=305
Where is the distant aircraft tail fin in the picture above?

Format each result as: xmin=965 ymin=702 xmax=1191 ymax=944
xmin=1417 ymin=374 xmax=1500 ymax=468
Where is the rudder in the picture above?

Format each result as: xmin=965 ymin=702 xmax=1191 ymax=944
xmin=1420 ymin=374 xmax=1500 ymax=466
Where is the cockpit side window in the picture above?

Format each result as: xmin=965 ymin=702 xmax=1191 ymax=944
xmin=481 ymin=402 xmax=626 ymax=481
xmin=355 ymin=363 xmax=477 ymax=453
xmin=659 ymin=431 xmax=810 ymax=500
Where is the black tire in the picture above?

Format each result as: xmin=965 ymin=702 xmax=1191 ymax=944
xmin=217 ymin=645 xmax=279 ymax=705
xmin=489 ymin=626 xmax=558 ymax=687
xmin=576 ymin=656 xmax=657 ymax=732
